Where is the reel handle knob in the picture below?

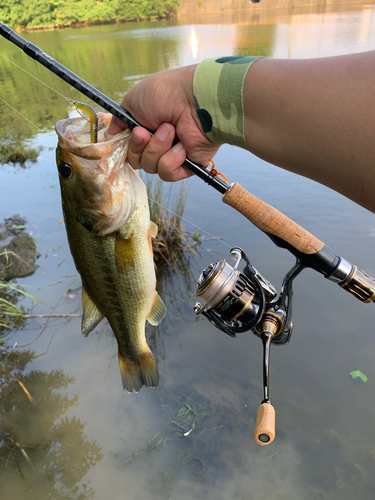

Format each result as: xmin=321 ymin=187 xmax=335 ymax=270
xmin=254 ymin=402 xmax=276 ymax=446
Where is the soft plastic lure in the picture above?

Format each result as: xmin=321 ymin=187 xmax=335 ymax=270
xmin=73 ymin=101 xmax=98 ymax=143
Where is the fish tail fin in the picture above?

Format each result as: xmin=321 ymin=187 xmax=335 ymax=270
xmin=118 ymin=348 xmax=159 ymax=393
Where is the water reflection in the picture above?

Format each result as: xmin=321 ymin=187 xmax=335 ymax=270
xmin=235 ymin=24 xmax=276 ymax=57
xmin=189 ymin=26 xmax=198 ymax=59
xmin=0 ymin=348 xmax=103 ymax=498
xmin=0 ymin=21 xmax=183 ymax=141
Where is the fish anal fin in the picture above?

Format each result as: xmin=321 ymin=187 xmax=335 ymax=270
xmin=82 ymin=285 xmax=105 ymax=337
xmin=146 ymin=292 xmax=167 ymax=326
xmin=118 ymin=349 xmax=159 ymax=392
xmin=115 ymin=232 xmax=135 ymax=274
xmin=150 ymin=221 xmax=158 ymax=238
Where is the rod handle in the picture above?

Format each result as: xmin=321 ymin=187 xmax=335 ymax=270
xmin=254 ymin=402 xmax=275 ymax=446
xmin=222 ymin=182 xmax=324 ymax=255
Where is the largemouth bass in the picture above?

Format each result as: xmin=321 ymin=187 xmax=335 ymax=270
xmin=55 ymin=112 xmax=166 ymax=392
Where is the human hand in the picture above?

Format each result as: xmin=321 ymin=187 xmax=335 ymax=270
xmin=107 ymin=65 xmax=221 ymax=182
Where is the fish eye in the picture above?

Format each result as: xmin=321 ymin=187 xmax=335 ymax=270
xmin=58 ymin=162 xmax=72 ymax=179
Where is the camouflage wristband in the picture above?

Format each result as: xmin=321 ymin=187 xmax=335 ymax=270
xmin=193 ymin=56 xmax=264 ymax=149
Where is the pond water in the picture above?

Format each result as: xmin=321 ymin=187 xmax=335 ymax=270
xmin=1 ymin=4 xmax=375 ymax=499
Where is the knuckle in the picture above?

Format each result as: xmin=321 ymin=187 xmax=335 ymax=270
xmin=158 ymin=157 xmax=177 ymax=182
xmin=144 ymin=139 xmax=162 ymax=158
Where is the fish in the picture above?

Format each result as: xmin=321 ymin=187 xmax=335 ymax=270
xmin=55 ymin=112 xmax=166 ymax=392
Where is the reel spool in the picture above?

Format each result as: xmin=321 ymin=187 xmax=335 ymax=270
xmin=194 ymin=248 xmax=276 ymax=336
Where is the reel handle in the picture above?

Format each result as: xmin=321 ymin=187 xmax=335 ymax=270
xmin=254 ymin=403 xmax=276 ymax=446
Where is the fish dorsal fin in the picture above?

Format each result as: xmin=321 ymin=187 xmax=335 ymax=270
xmin=81 ymin=285 xmax=105 ymax=337
xmin=150 ymin=221 xmax=158 ymax=238
xmin=147 ymin=292 xmax=167 ymax=326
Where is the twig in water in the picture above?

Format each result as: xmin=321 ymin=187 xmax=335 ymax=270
xmin=17 ymin=380 xmax=34 ymax=403
xmin=22 ymin=313 xmax=80 ymax=318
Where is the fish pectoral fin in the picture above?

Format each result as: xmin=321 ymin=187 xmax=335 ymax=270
xmin=150 ymin=221 xmax=158 ymax=238
xmin=146 ymin=292 xmax=167 ymax=326
xmin=81 ymin=285 xmax=105 ymax=337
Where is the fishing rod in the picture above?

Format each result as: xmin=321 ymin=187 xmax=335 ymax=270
xmin=1 ymin=22 xmax=374 ymax=446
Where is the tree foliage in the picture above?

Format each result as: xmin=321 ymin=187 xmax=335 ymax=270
xmin=0 ymin=0 xmax=180 ymax=29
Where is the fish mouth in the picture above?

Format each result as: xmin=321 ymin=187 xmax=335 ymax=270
xmin=55 ymin=113 xmax=131 ymax=159
xmin=56 ymin=113 xmax=137 ymax=236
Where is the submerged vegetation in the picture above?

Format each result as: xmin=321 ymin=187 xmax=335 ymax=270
xmin=122 ymin=392 xmax=214 ymax=478
xmin=121 ymin=385 xmax=252 ymax=484
xmin=0 ymin=0 xmax=180 ymax=30
xmin=142 ymin=174 xmax=201 ymax=271
xmin=0 ymin=133 xmax=41 ymax=167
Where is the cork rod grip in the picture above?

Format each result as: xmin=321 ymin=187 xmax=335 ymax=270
xmin=222 ymin=183 xmax=324 ymax=255
xmin=254 ymin=403 xmax=275 ymax=446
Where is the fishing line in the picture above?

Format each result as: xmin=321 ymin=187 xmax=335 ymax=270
xmin=0 ymin=96 xmax=43 ymax=132
xmin=74 ymin=107 xmax=90 ymax=121
xmin=0 ymin=52 xmax=230 ymax=248
xmin=147 ymin=197 xmax=232 ymax=249
xmin=0 ymin=53 xmax=72 ymax=102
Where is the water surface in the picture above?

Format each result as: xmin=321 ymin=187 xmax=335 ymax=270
xmin=1 ymin=5 xmax=375 ymax=499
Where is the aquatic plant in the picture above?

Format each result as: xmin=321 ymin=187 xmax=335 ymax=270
xmin=0 ymin=133 xmax=41 ymax=167
xmin=142 ymin=174 xmax=201 ymax=270
xmin=0 ymin=282 xmax=39 ymax=335
xmin=122 ymin=393 xmax=209 ymax=478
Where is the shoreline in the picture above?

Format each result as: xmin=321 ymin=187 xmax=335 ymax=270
xmin=10 ymin=13 xmax=177 ymax=33
xmin=7 ymin=0 xmax=375 ymax=32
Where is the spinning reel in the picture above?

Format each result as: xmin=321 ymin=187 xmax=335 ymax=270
xmin=195 ymin=247 xmax=375 ymax=446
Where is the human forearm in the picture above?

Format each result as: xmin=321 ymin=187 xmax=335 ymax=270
xmin=244 ymin=53 xmax=375 ymax=212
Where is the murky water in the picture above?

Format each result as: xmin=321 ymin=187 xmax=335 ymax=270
xmin=1 ymin=4 xmax=375 ymax=499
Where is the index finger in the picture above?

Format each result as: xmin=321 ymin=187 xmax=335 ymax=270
xmin=107 ymin=115 xmax=128 ymax=136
